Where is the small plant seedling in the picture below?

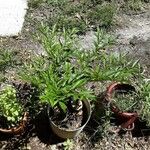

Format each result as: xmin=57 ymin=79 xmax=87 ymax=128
xmin=94 ymin=28 xmax=116 ymax=51
xmin=0 ymin=85 xmax=23 ymax=126
xmin=63 ymin=139 xmax=74 ymax=150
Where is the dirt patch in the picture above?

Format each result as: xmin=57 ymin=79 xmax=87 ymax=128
xmin=114 ymin=11 xmax=150 ymax=74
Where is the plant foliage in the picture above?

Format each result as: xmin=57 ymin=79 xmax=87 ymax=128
xmin=0 ymin=85 xmax=23 ymax=125
xmin=20 ymin=25 xmax=141 ymax=112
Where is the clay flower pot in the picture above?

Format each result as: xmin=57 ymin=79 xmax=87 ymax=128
xmin=48 ymin=100 xmax=91 ymax=139
xmin=105 ymin=82 xmax=138 ymax=131
xmin=0 ymin=112 xmax=29 ymax=135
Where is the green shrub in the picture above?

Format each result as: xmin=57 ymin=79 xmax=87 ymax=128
xmin=20 ymin=25 xmax=95 ymax=111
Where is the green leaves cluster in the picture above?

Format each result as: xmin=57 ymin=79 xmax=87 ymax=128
xmin=0 ymin=49 xmax=15 ymax=82
xmin=0 ymin=85 xmax=23 ymax=124
xmin=21 ymin=25 xmax=95 ymax=112
xmin=139 ymin=80 xmax=150 ymax=125
xmin=63 ymin=139 xmax=74 ymax=150
xmin=40 ymin=62 xmax=94 ymax=112
xmin=20 ymin=25 xmax=141 ymax=112
xmin=0 ymin=49 xmax=13 ymax=72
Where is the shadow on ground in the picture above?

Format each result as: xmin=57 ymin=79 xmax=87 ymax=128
xmin=34 ymin=109 xmax=65 ymax=145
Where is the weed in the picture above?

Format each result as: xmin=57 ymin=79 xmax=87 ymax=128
xmin=76 ymin=50 xmax=141 ymax=82
xmin=121 ymin=0 xmax=146 ymax=11
xmin=0 ymin=49 xmax=14 ymax=82
xmin=28 ymin=0 xmax=46 ymax=8
xmin=20 ymin=24 xmax=141 ymax=113
xmin=34 ymin=0 xmax=117 ymax=33
xmin=138 ymin=80 xmax=150 ymax=125
xmin=87 ymin=107 xmax=112 ymax=142
xmin=29 ymin=0 xmax=150 ymax=33
xmin=94 ymin=28 xmax=116 ymax=50
xmin=63 ymin=139 xmax=74 ymax=150
xmin=127 ymin=0 xmax=143 ymax=11
xmin=0 ymin=49 xmax=13 ymax=72
xmin=48 ymin=15 xmax=87 ymax=34
xmin=87 ymin=2 xmax=117 ymax=28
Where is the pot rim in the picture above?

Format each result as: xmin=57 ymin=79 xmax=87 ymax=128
xmin=106 ymin=82 xmax=136 ymax=99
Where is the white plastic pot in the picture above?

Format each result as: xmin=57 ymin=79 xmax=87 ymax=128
xmin=48 ymin=100 xmax=91 ymax=139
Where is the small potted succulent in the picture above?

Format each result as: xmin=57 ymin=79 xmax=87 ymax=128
xmin=40 ymin=63 xmax=93 ymax=139
xmin=104 ymin=82 xmax=139 ymax=131
xmin=0 ymin=84 xmax=28 ymax=135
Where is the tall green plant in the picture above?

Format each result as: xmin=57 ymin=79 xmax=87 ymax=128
xmin=40 ymin=62 xmax=95 ymax=111
xmin=20 ymin=25 xmax=95 ymax=111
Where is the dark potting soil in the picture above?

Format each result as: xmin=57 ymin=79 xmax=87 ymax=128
xmin=51 ymin=100 xmax=84 ymax=130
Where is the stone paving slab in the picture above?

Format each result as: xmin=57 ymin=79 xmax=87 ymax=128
xmin=0 ymin=0 xmax=28 ymax=36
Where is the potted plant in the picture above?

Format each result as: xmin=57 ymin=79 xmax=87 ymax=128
xmin=19 ymin=26 xmax=95 ymax=139
xmin=104 ymin=82 xmax=139 ymax=131
xmin=0 ymin=84 xmax=28 ymax=135
xmin=40 ymin=62 xmax=93 ymax=139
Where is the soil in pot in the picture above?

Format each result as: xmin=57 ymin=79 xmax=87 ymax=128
xmin=50 ymin=100 xmax=84 ymax=130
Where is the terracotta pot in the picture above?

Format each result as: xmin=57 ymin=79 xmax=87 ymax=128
xmin=48 ymin=100 xmax=91 ymax=139
xmin=105 ymin=82 xmax=138 ymax=131
xmin=0 ymin=112 xmax=29 ymax=135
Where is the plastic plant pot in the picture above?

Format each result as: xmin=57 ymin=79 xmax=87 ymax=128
xmin=105 ymin=82 xmax=138 ymax=131
xmin=0 ymin=112 xmax=29 ymax=135
xmin=48 ymin=100 xmax=91 ymax=139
